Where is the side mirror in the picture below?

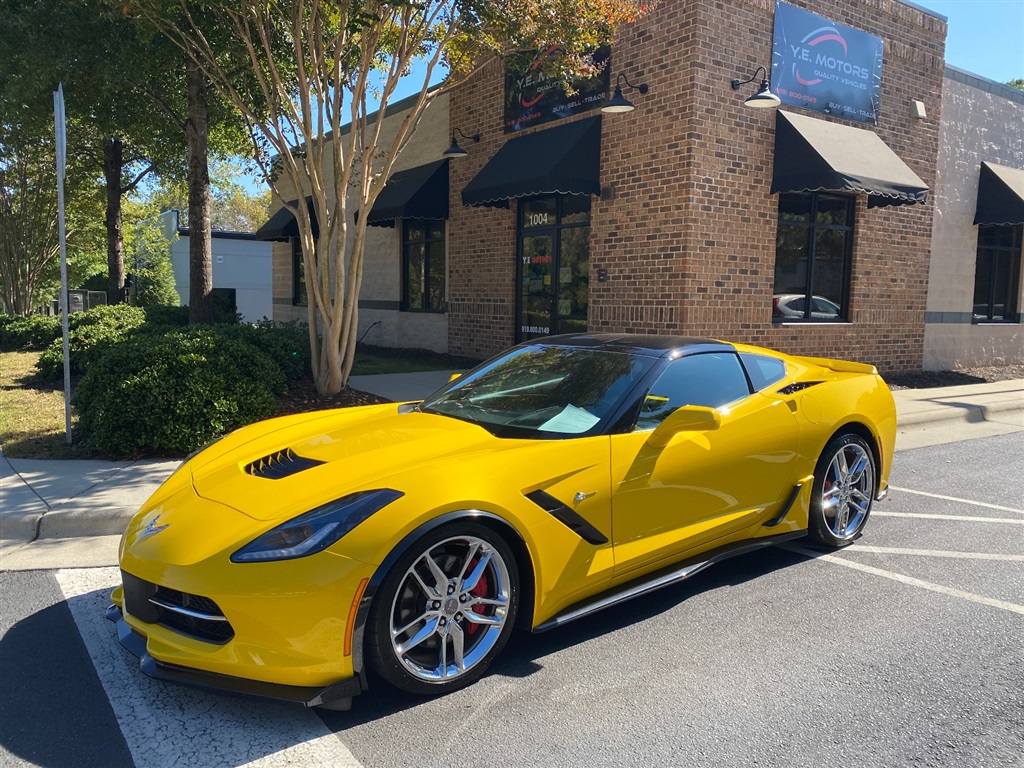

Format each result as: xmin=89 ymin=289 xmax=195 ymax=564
xmin=647 ymin=405 xmax=720 ymax=448
xmin=448 ymin=373 xmax=462 ymax=383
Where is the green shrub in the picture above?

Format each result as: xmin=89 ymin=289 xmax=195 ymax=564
xmin=143 ymin=304 xmax=190 ymax=328
xmin=0 ymin=314 xmax=62 ymax=351
xmin=211 ymin=322 xmax=310 ymax=387
xmin=36 ymin=304 xmax=147 ymax=380
xmin=73 ymin=329 xmax=285 ymax=458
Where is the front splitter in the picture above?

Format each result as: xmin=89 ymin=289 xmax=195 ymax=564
xmin=105 ymin=604 xmax=362 ymax=710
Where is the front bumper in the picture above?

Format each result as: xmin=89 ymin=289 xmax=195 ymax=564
xmin=105 ymin=604 xmax=362 ymax=709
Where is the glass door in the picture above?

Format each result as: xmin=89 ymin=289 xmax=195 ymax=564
xmin=516 ymin=196 xmax=590 ymax=342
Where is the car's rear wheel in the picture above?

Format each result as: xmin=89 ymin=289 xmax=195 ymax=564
xmin=368 ymin=522 xmax=519 ymax=695
xmin=808 ymin=432 xmax=876 ymax=547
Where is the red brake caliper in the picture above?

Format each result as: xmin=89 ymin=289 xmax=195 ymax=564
xmin=465 ymin=559 xmax=491 ymax=637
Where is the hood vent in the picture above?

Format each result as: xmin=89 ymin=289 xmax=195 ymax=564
xmin=245 ymin=448 xmax=325 ymax=479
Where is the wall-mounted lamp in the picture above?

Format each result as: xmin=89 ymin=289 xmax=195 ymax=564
xmin=601 ymin=73 xmax=649 ymax=114
xmin=442 ymin=128 xmax=480 ymax=158
xmin=731 ymin=66 xmax=781 ymax=109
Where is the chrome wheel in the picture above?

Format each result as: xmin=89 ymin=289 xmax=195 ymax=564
xmin=388 ymin=534 xmax=513 ymax=685
xmin=808 ymin=433 xmax=877 ymax=548
xmin=821 ymin=441 xmax=874 ymax=539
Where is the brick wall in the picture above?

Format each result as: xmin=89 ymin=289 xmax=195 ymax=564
xmin=448 ymin=0 xmax=947 ymax=373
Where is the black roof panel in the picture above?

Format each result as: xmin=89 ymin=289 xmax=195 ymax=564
xmin=529 ymin=333 xmax=733 ymax=358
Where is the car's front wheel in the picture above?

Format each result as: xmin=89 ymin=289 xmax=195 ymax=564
xmin=808 ymin=432 xmax=877 ymax=547
xmin=368 ymin=522 xmax=519 ymax=695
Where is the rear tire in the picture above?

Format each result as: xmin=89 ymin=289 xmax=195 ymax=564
xmin=367 ymin=522 xmax=519 ymax=695
xmin=807 ymin=432 xmax=876 ymax=548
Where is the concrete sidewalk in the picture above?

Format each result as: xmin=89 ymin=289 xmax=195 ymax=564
xmin=2 ymin=373 xmax=1021 ymax=564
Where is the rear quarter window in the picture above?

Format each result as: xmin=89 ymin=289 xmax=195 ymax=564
xmin=740 ymin=353 xmax=788 ymax=391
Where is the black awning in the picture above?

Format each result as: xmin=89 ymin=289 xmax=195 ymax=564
xmin=462 ymin=115 xmax=601 ymax=208
xmin=974 ymin=161 xmax=1024 ymax=225
xmin=254 ymin=198 xmax=319 ymax=241
xmin=366 ymin=159 xmax=449 ymax=228
xmin=771 ymin=111 xmax=929 ymax=208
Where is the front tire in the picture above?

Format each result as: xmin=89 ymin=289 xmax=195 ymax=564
xmin=367 ymin=522 xmax=519 ymax=695
xmin=808 ymin=432 xmax=877 ymax=548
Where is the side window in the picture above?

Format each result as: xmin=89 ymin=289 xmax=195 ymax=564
xmin=740 ymin=353 xmax=788 ymax=392
xmin=635 ymin=353 xmax=751 ymax=430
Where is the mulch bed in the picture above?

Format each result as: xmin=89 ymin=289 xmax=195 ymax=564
xmin=275 ymin=378 xmax=392 ymax=416
xmin=885 ymin=363 xmax=1024 ymax=390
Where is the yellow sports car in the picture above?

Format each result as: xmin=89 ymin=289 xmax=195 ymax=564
xmin=108 ymin=334 xmax=896 ymax=710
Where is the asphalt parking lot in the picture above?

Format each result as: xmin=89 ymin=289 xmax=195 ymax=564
xmin=2 ymin=433 xmax=1021 ymax=768
xmin=322 ymin=432 xmax=1023 ymax=768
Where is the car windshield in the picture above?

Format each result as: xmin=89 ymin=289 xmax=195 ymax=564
xmin=421 ymin=345 xmax=655 ymax=438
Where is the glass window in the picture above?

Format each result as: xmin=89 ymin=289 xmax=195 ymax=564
xmin=973 ymin=225 xmax=1021 ymax=322
xmin=740 ymin=353 xmax=788 ymax=391
xmin=292 ymin=239 xmax=307 ymax=306
xmin=635 ymin=353 xmax=751 ymax=431
xmin=403 ymin=219 xmax=446 ymax=312
xmin=773 ymin=192 xmax=854 ymax=321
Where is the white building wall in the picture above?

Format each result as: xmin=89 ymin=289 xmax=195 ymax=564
xmin=163 ymin=211 xmax=273 ymax=323
xmin=925 ymin=69 xmax=1024 ymax=369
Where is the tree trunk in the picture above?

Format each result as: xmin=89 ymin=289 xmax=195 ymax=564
xmin=185 ymin=55 xmax=213 ymax=325
xmin=103 ymin=138 xmax=125 ymax=303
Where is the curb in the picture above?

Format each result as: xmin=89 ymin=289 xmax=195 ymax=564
xmin=1 ymin=506 xmax=138 ymax=544
xmin=897 ymin=400 xmax=1024 ymax=428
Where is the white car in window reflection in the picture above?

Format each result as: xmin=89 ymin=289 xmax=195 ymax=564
xmin=773 ymin=294 xmax=841 ymax=320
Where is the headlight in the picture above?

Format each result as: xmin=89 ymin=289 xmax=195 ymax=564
xmin=230 ymin=489 xmax=404 ymax=563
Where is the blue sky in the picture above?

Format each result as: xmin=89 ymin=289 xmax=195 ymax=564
xmin=912 ymin=0 xmax=1024 ymax=82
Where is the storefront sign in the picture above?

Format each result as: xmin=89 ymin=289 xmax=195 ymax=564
xmin=504 ymin=47 xmax=610 ymax=133
xmin=771 ymin=1 xmax=883 ymax=124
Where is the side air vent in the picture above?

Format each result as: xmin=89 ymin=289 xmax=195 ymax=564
xmin=245 ymin=448 xmax=325 ymax=479
xmin=525 ymin=490 xmax=609 ymax=545
xmin=777 ymin=381 xmax=823 ymax=395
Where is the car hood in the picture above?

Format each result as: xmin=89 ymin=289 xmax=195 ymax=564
xmin=189 ymin=403 xmax=513 ymax=522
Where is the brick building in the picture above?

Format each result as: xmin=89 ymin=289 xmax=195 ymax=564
xmin=259 ymin=0 xmax=1023 ymax=374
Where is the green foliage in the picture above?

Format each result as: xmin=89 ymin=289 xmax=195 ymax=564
xmin=125 ymin=200 xmax=180 ymax=308
xmin=143 ymin=304 xmax=190 ymax=327
xmin=36 ymin=304 xmax=147 ymax=379
xmin=1007 ymin=78 xmax=1024 ymax=92
xmin=0 ymin=314 xmax=62 ymax=351
xmin=211 ymin=322 xmax=310 ymax=387
xmin=73 ymin=329 xmax=285 ymax=458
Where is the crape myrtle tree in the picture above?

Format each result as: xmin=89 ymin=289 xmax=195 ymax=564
xmin=132 ymin=0 xmax=653 ymax=396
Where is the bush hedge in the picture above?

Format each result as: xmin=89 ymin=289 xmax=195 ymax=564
xmin=0 ymin=314 xmax=62 ymax=351
xmin=36 ymin=304 xmax=148 ymax=380
xmin=73 ymin=329 xmax=286 ymax=458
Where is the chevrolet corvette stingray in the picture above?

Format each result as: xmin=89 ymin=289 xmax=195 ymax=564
xmin=107 ymin=333 xmax=896 ymax=710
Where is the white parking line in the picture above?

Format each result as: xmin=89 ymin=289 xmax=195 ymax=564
xmin=850 ymin=546 xmax=1024 ymax=561
xmin=872 ymin=512 xmax=1024 ymax=524
xmin=784 ymin=544 xmax=1024 ymax=615
xmin=889 ymin=486 xmax=1024 ymax=515
xmin=56 ymin=568 xmax=363 ymax=768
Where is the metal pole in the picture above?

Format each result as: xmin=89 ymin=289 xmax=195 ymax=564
xmin=54 ymin=84 xmax=72 ymax=445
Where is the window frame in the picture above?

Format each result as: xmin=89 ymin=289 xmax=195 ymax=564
xmin=401 ymin=218 xmax=447 ymax=313
xmin=773 ymin=191 xmax=855 ymax=323
xmin=972 ymin=224 xmax=1022 ymax=323
xmin=291 ymin=238 xmax=307 ymax=307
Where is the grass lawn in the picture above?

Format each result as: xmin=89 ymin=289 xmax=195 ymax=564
xmin=0 ymin=351 xmax=89 ymax=459
xmin=1 ymin=344 xmax=481 ymax=460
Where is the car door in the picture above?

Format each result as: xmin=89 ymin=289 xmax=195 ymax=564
xmin=609 ymin=351 xmax=799 ymax=581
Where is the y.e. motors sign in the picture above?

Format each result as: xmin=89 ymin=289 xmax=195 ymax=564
xmin=504 ymin=47 xmax=610 ymax=133
xmin=771 ymin=1 xmax=883 ymax=124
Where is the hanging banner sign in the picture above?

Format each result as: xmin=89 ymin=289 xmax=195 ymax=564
xmin=504 ymin=47 xmax=610 ymax=133
xmin=771 ymin=1 xmax=884 ymax=124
